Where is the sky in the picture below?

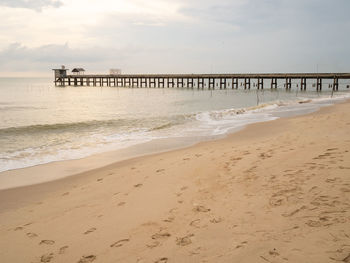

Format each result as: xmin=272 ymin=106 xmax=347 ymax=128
xmin=0 ymin=0 xmax=349 ymax=76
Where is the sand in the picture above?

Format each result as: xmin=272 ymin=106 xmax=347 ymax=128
xmin=0 ymin=100 xmax=349 ymax=263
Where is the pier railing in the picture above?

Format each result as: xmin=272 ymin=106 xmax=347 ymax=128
xmin=54 ymin=73 xmax=350 ymax=91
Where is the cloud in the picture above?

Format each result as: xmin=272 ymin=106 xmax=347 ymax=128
xmin=0 ymin=0 xmax=63 ymax=11
xmin=0 ymin=43 xmax=140 ymax=73
xmin=178 ymin=0 xmax=350 ymax=32
xmin=0 ymin=0 xmax=349 ymax=75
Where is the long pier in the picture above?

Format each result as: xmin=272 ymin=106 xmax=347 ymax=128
xmin=53 ymin=73 xmax=350 ymax=91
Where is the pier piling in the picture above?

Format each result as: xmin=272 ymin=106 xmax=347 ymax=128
xmin=271 ymin=78 xmax=277 ymax=89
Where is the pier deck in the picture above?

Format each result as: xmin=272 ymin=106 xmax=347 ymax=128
xmin=54 ymin=73 xmax=350 ymax=91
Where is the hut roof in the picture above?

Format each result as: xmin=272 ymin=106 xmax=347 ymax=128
xmin=72 ymin=68 xmax=85 ymax=72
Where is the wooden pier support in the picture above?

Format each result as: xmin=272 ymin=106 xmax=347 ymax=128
xmin=300 ymin=78 xmax=306 ymax=90
xmin=132 ymin=78 xmax=137 ymax=87
xmin=333 ymin=78 xmax=339 ymax=91
xmin=150 ymin=78 xmax=156 ymax=88
xmin=244 ymin=78 xmax=251 ymax=89
xmin=316 ymin=78 xmax=322 ymax=91
xmin=159 ymin=78 xmax=164 ymax=88
xmin=188 ymin=78 xmax=194 ymax=88
xmin=285 ymin=78 xmax=291 ymax=90
xmin=257 ymin=78 xmax=264 ymax=89
xmin=220 ymin=78 xmax=226 ymax=89
xmin=140 ymin=78 xmax=146 ymax=87
xmin=209 ymin=78 xmax=215 ymax=89
xmin=198 ymin=78 xmax=204 ymax=89
xmin=168 ymin=78 xmax=174 ymax=87
xmin=177 ymin=78 xmax=183 ymax=88
xmin=271 ymin=78 xmax=277 ymax=89
xmin=115 ymin=78 xmax=120 ymax=87
xmin=232 ymin=78 xmax=238 ymax=89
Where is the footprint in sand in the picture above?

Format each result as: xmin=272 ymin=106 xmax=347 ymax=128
xmin=147 ymin=240 xmax=160 ymax=248
xmin=62 ymin=192 xmax=70 ymax=196
xmin=59 ymin=246 xmax=69 ymax=254
xmin=148 ymin=232 xmax=171 ymax=248
xmin=97 ymin=178 xmax=103 ymax=182
xmin=305 ymin=220 xmax=322 ymax=227
xmin=210 ymin=217 xmax=223 ymax=223
xmin=163 ymin=216 xmax=175 ymax=223
xmin=260 ymin=248 xmax=283 ymax=262
xmin=189 ymin=246 xmax=202 ymax=256
xmin=77 ymin=255 xmax=96 ymax=263
xmin=341 ymin=253 xmax=350 ymax=263
xmin=327 ymin=148 xmax=339 ymax=151
xmin=269 ymin=196 xmax=285 ymax=207
xmin=134 ymin=183 xmax=143 ymax=188
xmin=40 ymin=253 xmax=54 ymax=262
xmin=330 ymin=253 xmax=350 ymax=263
xmin=235 ymin=241 xmax=248 ymax=249
xmin=152 ymin=232 xmax=171 ymax=240
xmin=154 ymin=258 xmax=168 ymax=263
xmin=156 ymin=169 xmax=165 ymax=173
xmin=269 ymin=248 xmax=280 ymax=257
xmin=309 ymin=186 xmax=319 ymax=192
xmin=39 ymin=240 xmax=55 ymax=245
xmin=110 ymin=239 xmax=130 ymax=248
xmin=193 ymin=205 xmax=210 ymax=213
xmin=176 ymin=234 xmax=194 ymax=246
xmin=26 ymin=232 xmax=38 ymax=238
xmin=14 ymin=226 xmax=23 ymax=231
xmin=190 ymin=219 xmax=203 ymax=228
xmin=84 ymin=228 xmax=96 ymax=234
xmin=259 ymin=153 xmax=272 ymax=159
xmin=118 ymin=202 xmax=126 ymax=206
xmin=282 ymin=206 xmax=307 ymax=217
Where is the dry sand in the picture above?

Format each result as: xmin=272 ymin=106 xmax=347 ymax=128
xmin=0 ymin=100 xmax=349 ymax=263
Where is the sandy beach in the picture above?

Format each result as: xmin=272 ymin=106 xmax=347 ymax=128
xmin=0 ymin=100 xmax=349 ymax=263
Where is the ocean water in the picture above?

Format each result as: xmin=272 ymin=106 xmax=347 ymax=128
xmin=0 ymin=77 xmax=350 ymax=173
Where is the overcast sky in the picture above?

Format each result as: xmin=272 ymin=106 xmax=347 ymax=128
xmin=0 ymin=0 xmax=349 ymax=76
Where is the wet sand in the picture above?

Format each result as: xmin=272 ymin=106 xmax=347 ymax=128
xmin=0 ymin=100 xmax=349 ymax=263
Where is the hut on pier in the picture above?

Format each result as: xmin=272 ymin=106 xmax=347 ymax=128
xmin=52 ymin=65 xmax=68 ymax=78
xmin=72 ymin=68 xmax=85 ymax=75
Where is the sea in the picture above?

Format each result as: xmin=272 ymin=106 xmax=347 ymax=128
xmin=1 ymin=77 xmax=350 ymax=175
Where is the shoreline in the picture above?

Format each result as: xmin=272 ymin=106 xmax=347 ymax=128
xmin=0 ymin=93 xmax=348 ymax=191
xmin=0 ymin=99 xmax=349 ymax=262
xmin=0 ymin=98 xmax=348 ymax=212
